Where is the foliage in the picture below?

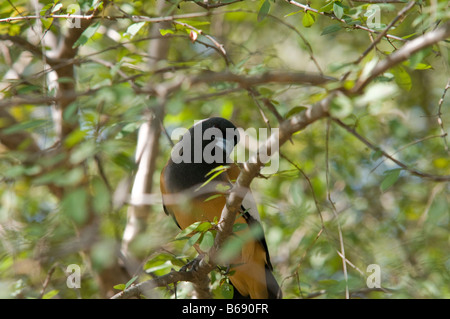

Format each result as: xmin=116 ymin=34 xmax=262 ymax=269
xmin=0 ymin=0 xmax=449 ymax=299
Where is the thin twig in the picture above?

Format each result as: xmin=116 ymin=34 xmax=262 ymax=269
xmin=192 ymin=0 xmax=244 ymax=9
xmin=39 ymin=263 xmax=58 ymax=298
xmin=332 ymin=117 xmax=450 ymax=182
xmin=278 ymin=152 xmax=327 ymax=298
xmin=248 ymin=88 xmax=272 ymax=129
xmin=172 ymin=20 xmax=230 ymax=65
xmin=352 ymin=0 xmax=408 ymax=2
xmin=369 ymin=133 xmax=447 ymax=175
xmin=264 ymin=11 xmax=323 ymax=74
xmin=325 ymin=119 xmax=349 ymax=299
xmin=0 ymin=35 xmax=58 ymax=66
xmin=355 ymin=1 xmax=416 ymax=65
xmin=284 ymin=0 xmax=406 ymax=42
xmin=352 ymin=21 xmax=450 ymax=93
xmin=435 ymin=79 xmax=450 ymax=153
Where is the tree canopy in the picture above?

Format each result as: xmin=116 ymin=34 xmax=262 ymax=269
xmin=0 ymin=0 xmax=449 ymax=299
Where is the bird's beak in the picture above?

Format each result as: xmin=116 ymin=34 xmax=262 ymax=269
xmin=215 ymin=137 xmax=235 ymax=158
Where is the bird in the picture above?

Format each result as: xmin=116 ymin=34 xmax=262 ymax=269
xmin=160 ymin=117 xmax=281 ymax=299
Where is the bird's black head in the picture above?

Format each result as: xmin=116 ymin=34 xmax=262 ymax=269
xmin=171 ymin=117 xmax=240 ymax=165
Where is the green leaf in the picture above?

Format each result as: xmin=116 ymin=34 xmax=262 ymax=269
xmin=285 ymin=106 xmax=308 ymax=119
xmin=16 ymin=84 xmax=40 ymax=94
xmin=321 ymin=24 xmax=342 ymax=36
xmin=196 ymin=221 xmax=212 ymax=232
xmin=3 ymin=165 xmax=26 ymax=179
xmin=392 ymin=66 xmax=412 ymax=91
xmin=218 ymin=224 xmax=263 ymax=263
xmin=144 ymin=254 xmax=179 ymax=275
xmin=402 ymin=32 xmax=417 ymax=40
xmin=257 ymin=0 xmax=271 ymax=22
xmin=40 ymin=3 xmax=53 ymax=15
xmin=330 ymin=93 xmax=353 ymax=118
xmin=218 ymin=236 xmax=243 ymax=263
xmin=380 ymin=169 xmax=402 ymax=192
xmin=302 ymin=12 xmax=316 ymax=28
xmin=176 ymin=20 xmax=211 ymax=28
xmin=370 ymin=149 xmax=383 ymax=161
xmin=159 ymin=28 xmax=174 ymax=36
xmin=195 ymin=165 xmax=229 ymax=191
xmin=73 ymin=21 xmax=101 ymax=48
xmin=51 ymin=3 xmax=63 ymax=13
xmin=187 ymin=232 xmax=202 ymax=247
xmin=63 ymin=102 xmax=79 ymax=124
xmin=111 ymin=152 xmax=136 ymax=171
xmin=403 ymin=48 xmax=432 ymax=70
xmin=70 ymin=141 xmax=97 ymax=165
xmin=42 ymin=289 xmax=59 ymax=299
xmin=2 ymin=119 xmax=48 ymax=135
xmin=232 ymin=223 xmax=248 ymax=232
xmin=32 ymin=168 xmax=65 ymax=186
xmin=221 ymin=282 xmax=234 ymax=299
xmin=407 ymin=47 xmax=431 ymax=69
xmin=319 ymin=1 xmax=334 ymax=12
xmin=199 ymin=231 xmax=215 ymax=252
xmin=215 ymin=184 xmax=231 ymax=193
xmin=206 ymin=165 xmax=230 ymax=177
xmin=125 ymin=276 xmax=138 ymax=289
xmin=113 ymin=284 xmax=126 ymax=291
xmin=64 ymin=129 xmax=87 ymax=148
xmin=57 ymin=77 xmax=75 ymax=84
xmin=204 ymin=194 xmax=224 ymax=202
xmin=90 ymin=0 xmax=103 ymax=11
xmin=284 ymin=10 xmax=302 ymax=18
xmin=124 ymin=22 xmax=146 ymax=39
xmin=61 ymin=188 xmax=88 ymax=224
xmin=427 ymin=195 xmax=448 ymax=225
xmin=175 ymin=221 xmax=202 ymax=240
xmin=144 ymin=260 xmax=172 ymax=275
xmin=92 ymin=177 xmax=111 ymax=215
xmin=55 ymin=167 xmax=84 ymax=186
xmin=259 ymin=87 xmax=274 ymax=97
xmin=333 ymin=2 xmax=344 ymax=19
xmin=406 ymin=62 xmax=432 ymax=70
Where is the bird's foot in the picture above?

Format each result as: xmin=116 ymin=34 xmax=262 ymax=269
xmin=180 ymin=255 xmax=203 ymax=272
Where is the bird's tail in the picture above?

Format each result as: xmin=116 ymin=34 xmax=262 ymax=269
xmin=265 ymin=264 xmax=282 ymax=299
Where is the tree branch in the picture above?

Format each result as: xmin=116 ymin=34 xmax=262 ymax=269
xmin=190 ymin=71 xmax=336 ymax=88
xmin=0 ymin=35 xmax=58 ymax=66
xmin=53 ymin=18 xmax=95 ymax=139
xmin=173 ymin=20 xmax=230 ymax=65
xmin=110 ymin=94 xmax=333 ymax=299
xmin=0 ymin=12 xmax=212 ymax=24
xmin=354 ymin=1 xmax=416 ymax=65
xmin=0 ymin=108 xmax=41 ymax=153
xmin=352 ymin=21 xmax=450 ymax=93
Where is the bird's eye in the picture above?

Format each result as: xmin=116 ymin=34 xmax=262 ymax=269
xmin=211 ymin=135 xmax=215 ymax=140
